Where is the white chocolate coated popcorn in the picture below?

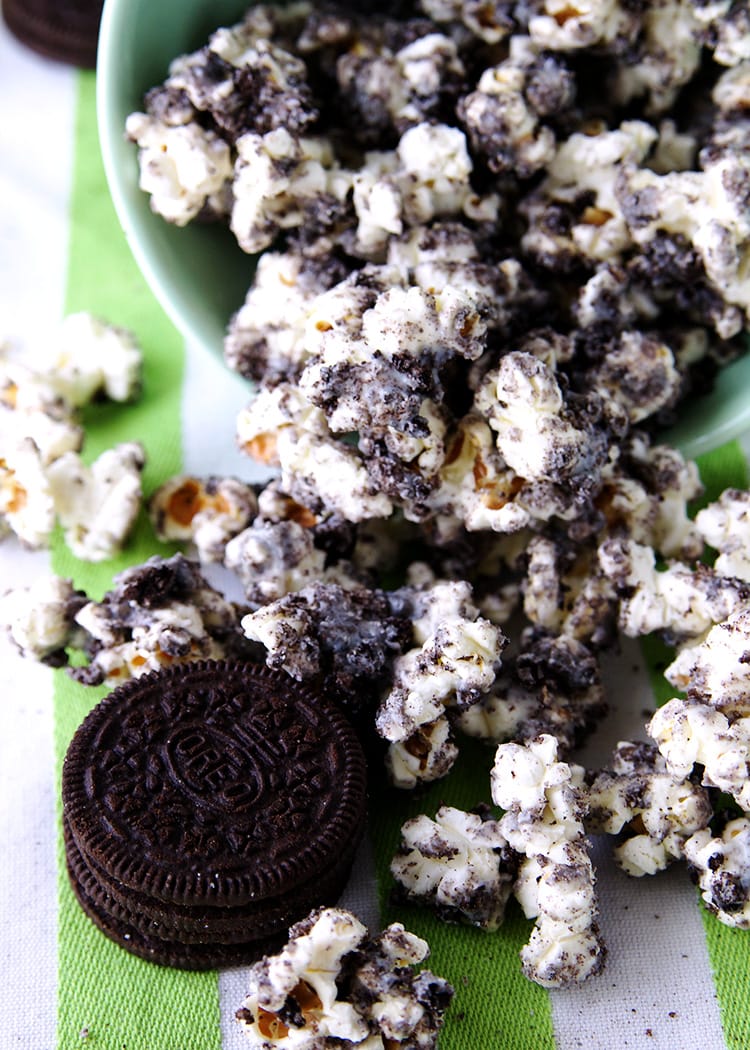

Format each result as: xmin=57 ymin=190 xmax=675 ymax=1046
xmin=236 ymin=907 xmax=452 ymax=1049
xmin=587 ymin=741 xmax=712 ymax=876
xmin=391 ymin=805 xmax=515 ymax=929
xmin=45 ymin=443 xmax=145 ymax=563
xmin=695 ymin=488 xmax=750 ymax=582
xmin=0 ymin=575 xmax=85 ymax=664
xmin=666 ymin=606 xmax=750 ymax=705
xmin=647 ymin=699 xmax=750 ymax=811
xmin=492 ymin=735 xmax=605 ymax=986
xmin=149 ymin=474 xmax=258 ymax=563
xmin=683 ymin=819 xmax=750 ymax=928
xmin=125 ymin=113 xmax=233 ymax=226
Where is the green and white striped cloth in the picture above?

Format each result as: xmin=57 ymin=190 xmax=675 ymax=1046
xmin=2 ymin=25 xmax=750 ymax=1050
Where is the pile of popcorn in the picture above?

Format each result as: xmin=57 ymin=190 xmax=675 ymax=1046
xmin=4 ymin=0 xmax=750 ymax=1023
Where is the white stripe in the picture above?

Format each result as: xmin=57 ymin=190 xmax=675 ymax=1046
xmin=0 ymin=20 xmax=77 ymax=1050
xmin=181 ymin=340 xmax=386 ymax=1045
xmin=549 ymin=638 xmax=727 ymax=1050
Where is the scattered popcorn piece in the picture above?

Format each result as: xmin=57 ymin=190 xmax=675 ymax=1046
xmin=460 ymin=632 xmax=607 ymax=754
xmin=149 ymin=474 xmax=258 ymax=563
xmin=376 ymin=580 xmax=505 ymax=783
xmin=694 ymin=488 xmax=750 ymax=582
xmin=385 ymin=716 xmax=459 ymax=791
xmin=69 ymin=553 xmax=254 ymax=686
xmin=37 ymin=312 xmax=143 ymax=406
xmin=647 ymin=698 xmax=750 ymax=811
xmin=665 ymin=605 xmax=750 ymax=705
xmin=0 ymin=575 xmax=87 ymax=665
xmin=391 ymin=804 xmax=517 ymax=929
xmin=683 ymin=818 xmax=750 ymax=928
xmin=587 ymin=741 xmax=712 ymax=876
xmin=241 ymin=581 xmax=411 ymax=720
xmin=598 ymin=538 xmax=750 ymax=644
xmin=236 ymin=907 xmax=453 ymax=1049
xmin=225 ymin=519 xmax=328 ymax=604
xmin=0 ymin=439 xmax=56 ymax=548
xmin=45 ymin=443 xmax=145 ymax=562
xmin=492 ymin=734 xmax=606 ymax=987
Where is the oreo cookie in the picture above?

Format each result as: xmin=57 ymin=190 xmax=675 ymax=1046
xmin=2 ymin=0 xmax=103 ymax=68
xmin=62 ymin=660 xmax=368 ymax=968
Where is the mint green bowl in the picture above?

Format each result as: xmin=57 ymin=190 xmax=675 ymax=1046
xmin=96 ymin=0 xmax=750 ymax=460
xmin=96 ymin=0 xmax=255 ymax=359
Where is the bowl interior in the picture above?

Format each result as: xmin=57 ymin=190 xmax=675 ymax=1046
xmin=96 ymin=0 xmax=750 ymax=460
xmin=97 ymin=0 xmax=257 ymax=359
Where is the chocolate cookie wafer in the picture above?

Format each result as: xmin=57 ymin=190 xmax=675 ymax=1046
xmin=62 ymin=660 xmax=368 ymax=967
xmin=64 ymin=815 xmax=358 ymax=946
xmin=1 ymin=0 xmax=103 ymax=67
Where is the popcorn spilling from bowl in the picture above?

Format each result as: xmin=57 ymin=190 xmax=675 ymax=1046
xmin=6 ymin=0 xmax=750 ymax=1013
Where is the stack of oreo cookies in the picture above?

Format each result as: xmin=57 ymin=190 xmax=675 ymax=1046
xmin=62 ymin=660 xmax=368 ymax=969
xmin=2 ymin=0 xmax=104 ymax=67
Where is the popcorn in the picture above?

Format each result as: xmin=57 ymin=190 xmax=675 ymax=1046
xmin=492 ymin=735 xmax=606 ymax=987
xmin=37 ymin=312 xmax=143 ymax=406
xmin=0 ymin=575 xmax=87 ymax=665
xmin=609 ymin=1 xmax=708 ymax=114
xmin=149 ymin=474 xmax=258 ymax=563
xmin=647 ymin=699 xmax=750 ymax=811
xmin=125 ymin=113 xmax=233 ymax=226
xmin=391 ymin=805 xmax=517 ymax=929
xmin=385 ymin=716 xmax=459 ymax=791
xmin=418 ymin=0 xmax=516 ymax=43
xmin=376 ymin=579 xmax=505 ymax=783
xmin=521 ymin=121 xmax=657 ymax=268
xmin=587 ymin=741 xmax=712 ymax=877
xmin=694 ymin=488 xmax=750 ymax=582
xmin=0 ymin=316 xmax=145 ymax=558
xmin=476 ymin=350 xmax=607 ymax=489
xmin=45 ymin=443 xmax=145 ymax=562
xmin=618 ymin=150 xmax=750 ymax=337
xmin=231 ymin=129 xmax=350 ymax=254
xmin=224 ymin=519 xmax=328 ymax=605
xmin=236 ymin=907 xmax=453 ymax=1049
xmin=0 ymin=439 xmax=55 ymax=548
xmin=598 ymin=537 xmax=750 ymax=644
xmin=665 ymin=606 xmax=750 ymax=705
xmin=461 ymin=632 xmax=607 ymax=754
xmin=335 ymin=31 xmax=466 ymax=142
xmin=69 ymin=553 xmax=254 ymax=687
xmin=683 ymin=818 xmax=750 ymax=928
xmin=169 ymin=26 xmax=319 ymax=140
xmin=241 ymin=581 xmax=412 ymax=719
xmin=528 ymin=0 xmax=642 ymax=53
xmin=458 ymin=37 xmax=574 ymax=179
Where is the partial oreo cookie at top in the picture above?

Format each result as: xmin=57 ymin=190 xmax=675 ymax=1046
xmin=62 ymin=660 xmax=368 ymax=911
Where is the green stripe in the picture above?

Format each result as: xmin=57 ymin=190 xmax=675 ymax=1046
xmin=642 ymin=440 xmax=750 ymax=1050
xmin=369 ymin=736 xmax=555 ymax=1050
xmin=54 ymin=72 xmax=221 ymax=1050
